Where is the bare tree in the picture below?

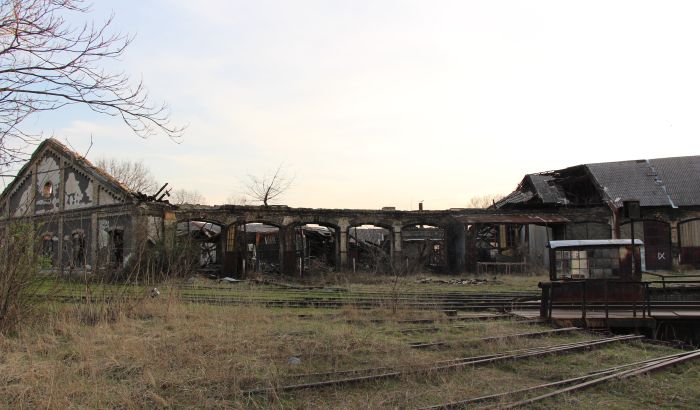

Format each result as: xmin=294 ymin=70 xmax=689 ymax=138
xmin=94 ymin=157 xmax=158 ymax=193
xmin=226 ymin=194 xmax=250 ymax=206
xmin=467 ymin=193 xmax=504 ymax=208
xmin=170 ymin=188 xmax=205 ymax=205
xmin=0 ymin=0 xmax=183 ymax=168
xmin=244 ymin=164 xmax=293 ymax=206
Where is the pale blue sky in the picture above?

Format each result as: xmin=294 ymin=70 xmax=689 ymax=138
xmin=15 ymin=1 xmax=700 ymax=209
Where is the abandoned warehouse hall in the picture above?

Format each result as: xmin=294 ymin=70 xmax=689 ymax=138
xmin=1 ymin=138 xmax=700 ymax=277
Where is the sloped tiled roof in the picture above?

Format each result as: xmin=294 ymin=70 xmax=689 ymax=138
xmin=497 ymin=155 xmax=700 ymax=209
xmin=647 ymin=156 xmax=700 ymax=207
xmin=527 ymin=174 xmax=568 ymax=204
xmin=494 ymin=190 xmax=534 ymax=208
xmin=586 ymin=156 xmax=700 ymax=207
xmin=494 ymin=174 xmax=566 ymax=208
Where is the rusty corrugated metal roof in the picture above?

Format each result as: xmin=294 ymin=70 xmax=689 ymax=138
xmin=455 ymin=214 xmax=569 ymax=224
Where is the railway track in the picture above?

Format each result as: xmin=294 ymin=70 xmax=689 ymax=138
xmin=407 ymin=327 xmax=579 ymax=349
xmin=43 ymin=291 xmax=542 ymax=312
xmin=420 ymin=349 xmax=700 ymax=409
xmin=45 ymin=291 xmax=700 ymax=316
xmin=243 ymin=334 xmax=643 ymax=395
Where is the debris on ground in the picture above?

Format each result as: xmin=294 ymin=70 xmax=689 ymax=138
xmin=415 ymin=277 xmax=504 ymax=285
xmin=218 ymin=277 xmax=243 ymax=283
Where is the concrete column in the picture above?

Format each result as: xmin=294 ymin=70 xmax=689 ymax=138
xmin=670 ymin=221 xmax=679 ymax=246
xmin=58 ymin=214 xmax=64 ymax=274
xmin=162 ymin=211 xmax=177 ymax=271
xmin=392 ymin=224 xmax=402 ymax=270
xmin=670 ymin=220 xmax=680 ymax=268
xmin=90 ymin=212 xmax=98 ymax=271
xmin=333 ymin=228 xmax=341 ymax=271
xmin=446 ymin=222 xmax=466 ymax=274
xmin=339 ymin=227 xmax=348 ymax=269
xmin=280 ymin=225 xmax=297 ymax=275
xmin=220 ymin=225 xmax=235 ymax=277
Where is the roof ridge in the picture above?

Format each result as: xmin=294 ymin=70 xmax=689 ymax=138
xmin=644 ymin=159 xmax=676 ymax=208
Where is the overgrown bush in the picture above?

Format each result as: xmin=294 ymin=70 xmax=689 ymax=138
xmin=0 ymin=222 xmax=48 ymax=334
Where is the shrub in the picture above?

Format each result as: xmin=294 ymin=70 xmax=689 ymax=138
xmin=0 ymin=222 xmax=47 ymax=334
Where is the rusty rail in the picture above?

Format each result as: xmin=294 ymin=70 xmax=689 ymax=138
xmin=419 ymin=349 xmax=700 ymax=409
xmin=408 ymin=327 xmax=579 ymax=349
xmin=243 ymin=334 xmax=642 ymax=395
xmin=496 ymin=349 xmax=700 ymax=409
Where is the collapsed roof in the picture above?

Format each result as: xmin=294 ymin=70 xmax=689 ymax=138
xmin=497 ymin=155 xmax=700 ymax=209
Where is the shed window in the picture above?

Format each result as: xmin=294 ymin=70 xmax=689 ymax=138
xmin=554 ymin=248 xmax=620 ymax=280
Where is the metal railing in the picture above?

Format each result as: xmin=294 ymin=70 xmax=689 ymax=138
xmin=542 ymin=278 xmax=700 ymax=328
xmin=543 ymin=280 xmax=652 ymax=328
xmin=643 ymin=271 xmax=700 ymax=289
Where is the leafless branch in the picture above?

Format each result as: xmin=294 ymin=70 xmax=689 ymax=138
xmin=0 ymin=0 xmax=184 ymax=169
xmin=170 ymin=188 xmax=205 ymax=205
xmin=94 ymin=156 xmax=158 ymax=193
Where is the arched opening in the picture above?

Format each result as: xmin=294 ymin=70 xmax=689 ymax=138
xmin=292 ymin=223 xmax=339 ymax=275
xmin=621 ymin=219 xmax=671 ymax=270
xmin=347 ymin=224 xmax=392 ymax=273
xmin=236 ymin=222 xmax=281 ymax=276
xmin=176 ymin=220 xmax=223 ymax=274
xmin=679 ymin=219 xmax=700 ymax=268
xmin=401 ymin=224 xmax=445 ymax=273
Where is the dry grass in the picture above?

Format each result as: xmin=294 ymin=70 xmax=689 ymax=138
xmin=1 ymin=291 xmax=699 ymax=409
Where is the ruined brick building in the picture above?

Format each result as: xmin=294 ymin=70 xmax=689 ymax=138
xmin=496 ymin=156 xmax=700 ymax=269
xmin=0 ymin=138 xmax=168 ymax=273
xmin=1 ymin=139 xmax=698 ymax=276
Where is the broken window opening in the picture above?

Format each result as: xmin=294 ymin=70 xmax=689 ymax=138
xmin=108 ymin=228 xmax=124 ymax=267
xmin=402 ymin=224 xmax=445 ymax=273
xmin=176 ymin=220 xmax=223 ymax=273
xmin=42 ymin=181 xmax=53 ymax=198
xmin=237 ymin=223 xmax=280 ymax=275
xmin=294 ymin=224 xmax=337 ymax=274
xmin=71 ymin=229 xmax=86 ymax=268
xmin=41 ymin=232 xmax=55 ymax=266
xmin=473 ymin=223 xmax=525 ymax=263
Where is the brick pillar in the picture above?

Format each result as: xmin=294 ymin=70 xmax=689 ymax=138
xmin=339 ymin=226 xmax=348 ymax=269
xmin=280 ymin=225 xmax=297 ymax=275
xmin=392 ymin=224 xmax=402 ymax=271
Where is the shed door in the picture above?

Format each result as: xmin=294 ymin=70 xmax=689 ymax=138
xmin=680 ymin=219 xmax=700 ymax=268
xmin=643 ymin=220 xmax=672 ymax=270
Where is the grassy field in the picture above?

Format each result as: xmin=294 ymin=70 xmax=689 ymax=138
xmin=1 ymin=274 xmax=700 ymax=409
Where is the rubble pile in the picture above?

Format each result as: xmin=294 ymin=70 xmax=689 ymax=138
xmin=415 ymin=277 xmax=504 ymax=285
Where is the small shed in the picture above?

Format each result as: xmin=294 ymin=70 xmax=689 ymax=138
xmin=542 ymin=239 xmax=646 ymax=306
xmin=547 ymin=239 xmax=644 ymax=281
